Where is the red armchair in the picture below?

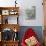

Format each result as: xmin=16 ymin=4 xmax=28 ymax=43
xmin=21 ymin=28 xmax=41 ymax=46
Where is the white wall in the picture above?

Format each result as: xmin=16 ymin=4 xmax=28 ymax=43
xmin=19 ymin=0 xmax=44 ymax=26
xmin=0 ymin=0 xmax=15 ymax=7
xmin=0 ymin=0 xmax=44 ymax=26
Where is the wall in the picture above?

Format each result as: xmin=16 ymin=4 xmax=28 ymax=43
xmin=18 ymin=26 xmax=44 ymax=44
xmin=0 ymin=0 xmax=15 ymax=7
xmin=0 ymin=0 xmax=44 ymax=26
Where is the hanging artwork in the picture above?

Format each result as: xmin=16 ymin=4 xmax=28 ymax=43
xmin=25 ymin=6 xmax=36 ymax=20
xmin=2 ymin=10 xmax=9 ymax=15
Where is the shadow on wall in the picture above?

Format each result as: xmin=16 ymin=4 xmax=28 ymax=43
xmin=18 ymin=26 xmax=44 ymax=44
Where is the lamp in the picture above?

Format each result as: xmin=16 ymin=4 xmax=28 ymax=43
xmin=15 ymin=0 xmax=17 ymax=7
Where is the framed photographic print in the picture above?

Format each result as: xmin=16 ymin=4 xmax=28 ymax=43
xmin=2 ymin=10 xmax=9 ymax=15
xmin=25 ymin=6 xmax=36 ymax=20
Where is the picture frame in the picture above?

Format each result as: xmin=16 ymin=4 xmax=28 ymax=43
xmin=25 ymin=6 xmax=36 ymax=20
xmin=2 ymin=10 xmax=9 ymax=15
